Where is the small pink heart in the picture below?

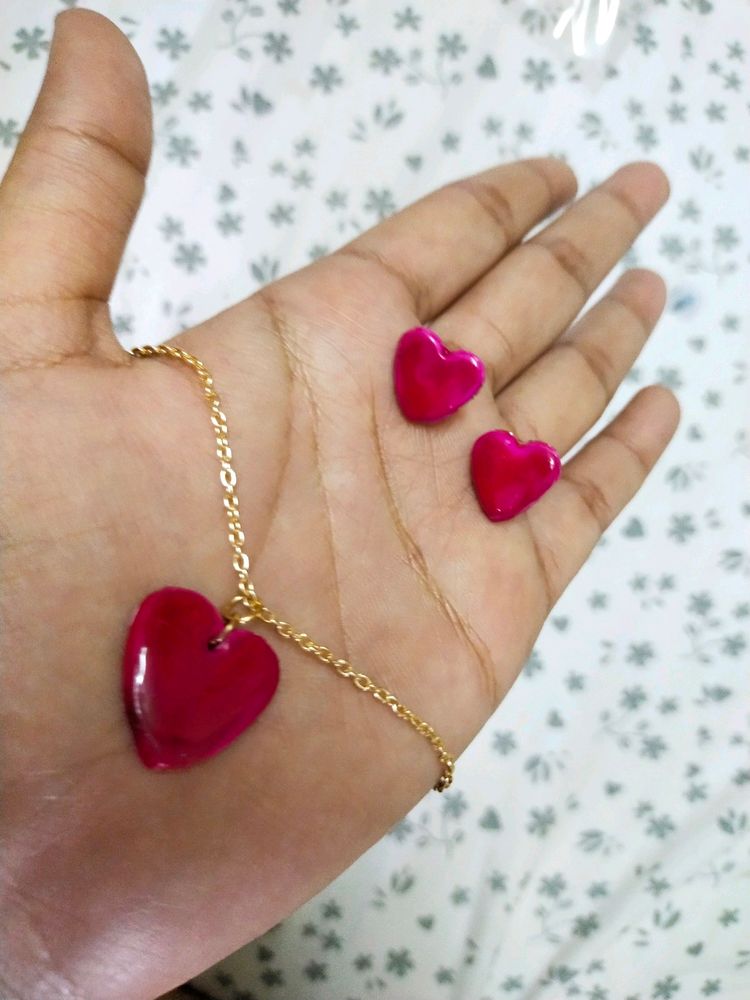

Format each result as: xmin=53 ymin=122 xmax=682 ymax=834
xmin=471 ymin=430 xmax=561 ymax=522
xmin=122 ymin=587 xmax=279 ymax=770
xmin=393 ymin=326 xmax=485 ymax=423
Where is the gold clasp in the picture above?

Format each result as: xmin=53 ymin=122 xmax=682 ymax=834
xmin=221 ymin=593 xmax=261 ymax=625
xmin=207 ymin=595 xmax=260 ymax=648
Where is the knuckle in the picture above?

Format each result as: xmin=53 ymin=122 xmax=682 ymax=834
xmin=334 ymin=244 xmax=431 ymax=316
xmin=29 ymin=120 xmax=146 ymax=189
xmin=566 ymin=472 xmax=612 ymax=532
xmin=608 ymin=291 xmax=652 ymax=341
xmin=598 ymin=183 xmax=645 ymax=231
xmin=604 ymin=430 xmax=651 ymax=479
xmin=448 ymin=176 xmax=517 ymax=248
xmin=457 ymin=307 xmax=516 ymax=387
xmin=522 ymin=156 xmax=578 ymax=204
xmin=532 ymin=236 xmax=593 ymax=298
xmin=495 ymin=394 xmax=543 ymax=444
xmin=558 ymin=338 xmax=613 ymax=401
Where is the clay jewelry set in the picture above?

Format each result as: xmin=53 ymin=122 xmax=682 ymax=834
xmin=123 ymin=329 xmax=560 ymax=793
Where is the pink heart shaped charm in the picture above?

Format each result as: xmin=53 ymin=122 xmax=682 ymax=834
xmin=471 ymin=430 xmax=561 ymax=522
xmin=393 ymin=326 xmax=485 ymax=423
xmin=122 ymin=587 xmax=279 ymax=770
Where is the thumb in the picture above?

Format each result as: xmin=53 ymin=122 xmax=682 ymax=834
xmin=0 ymin=9 xmax=152 ymax=363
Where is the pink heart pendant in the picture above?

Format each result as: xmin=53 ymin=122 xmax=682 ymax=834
xmin=393 ymin=326 xmax=485 ymax=423
xmin=471 ymin=430 xmax=561 ymax=522
xmin=122 ymin=587 xmax=279 ymax=770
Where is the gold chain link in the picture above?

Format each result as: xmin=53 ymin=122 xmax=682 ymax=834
xmin=129 ymin=343 xmax=455 ymax=793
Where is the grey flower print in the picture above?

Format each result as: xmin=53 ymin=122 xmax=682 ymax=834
xmin=12 ymin=26 xmax=49 ymax=59
xmin=1 ymin=1 xmax=743 ymax=997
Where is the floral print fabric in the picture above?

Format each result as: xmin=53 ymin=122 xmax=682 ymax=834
xmin=1 ymin=1 xmax=748 ymax=997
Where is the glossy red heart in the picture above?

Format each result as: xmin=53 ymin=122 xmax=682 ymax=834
xmin=122 ymin=587 xmax=279 ymax=770
xmin=471 ymin=430 xmax=561 ymax=522
xmin=393 ymin=326 xmax=485 ymax=423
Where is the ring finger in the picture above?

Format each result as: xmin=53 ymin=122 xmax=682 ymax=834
xmin=493 ymin=267 xmax=667 ymax=457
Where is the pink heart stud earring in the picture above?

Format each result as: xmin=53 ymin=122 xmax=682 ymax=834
xmin=471 ymin=429 xmax=561 ymax=522
xmin=393 ymin=326 xmax=485 ymax=423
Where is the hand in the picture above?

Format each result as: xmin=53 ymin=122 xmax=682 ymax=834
xmin=0 ymin=10 xmax=680 ymax=1000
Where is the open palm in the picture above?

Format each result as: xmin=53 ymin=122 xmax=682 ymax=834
xmin=0 ymin=11 xmax=680 ymax=1000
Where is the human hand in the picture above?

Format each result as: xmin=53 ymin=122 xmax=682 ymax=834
xmin=0 ymin=10 xmax=680 ymax=999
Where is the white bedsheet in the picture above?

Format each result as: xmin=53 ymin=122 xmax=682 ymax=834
xmin=2 ymin=2 xmax=748 ymax=997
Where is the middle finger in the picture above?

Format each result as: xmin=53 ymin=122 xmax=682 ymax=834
xmin=433 ymin=161 xmax=670 ymax=394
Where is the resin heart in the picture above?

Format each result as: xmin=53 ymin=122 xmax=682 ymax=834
xmin=471 ymin=430 xmax=561 ymax=522
xmin=122 ymin=587 xmax=279 ymax=770
xmin=393 ymin=326 xmax=485 ymax=423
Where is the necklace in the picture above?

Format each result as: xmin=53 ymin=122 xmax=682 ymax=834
xmin=123 ymin=343 xmax=455 ymax=792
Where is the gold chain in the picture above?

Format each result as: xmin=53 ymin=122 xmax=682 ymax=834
xmin=129 ymin=343 xmax=455 ymax=793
